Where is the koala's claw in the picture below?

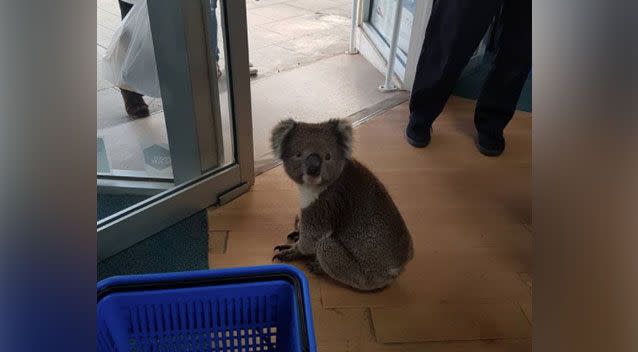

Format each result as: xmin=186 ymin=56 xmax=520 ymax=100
xmin=287 ymin=231 xmax=300 ymax=242
xmin=274 ymin=244 xmax=292 ymax=251
xmin=272 ymin=245 xmax=300 ymax=262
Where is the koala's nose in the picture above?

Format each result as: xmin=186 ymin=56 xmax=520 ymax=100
xmin=304 ymin=153 xmax=322 ymax=176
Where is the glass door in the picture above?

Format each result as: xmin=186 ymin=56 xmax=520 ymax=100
xmin=97 ymin=0 xmax=253 ymax=261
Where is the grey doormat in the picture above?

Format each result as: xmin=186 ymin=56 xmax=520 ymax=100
xmin=97 ymin=210 xmax=208 ymax=281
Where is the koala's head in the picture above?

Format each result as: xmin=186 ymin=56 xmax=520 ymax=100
xmin=270 ymin=119 xmax=353 ymax=187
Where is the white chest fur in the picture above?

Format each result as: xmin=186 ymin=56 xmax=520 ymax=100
xmin=298 ymin=184 xmax=326 ymax=209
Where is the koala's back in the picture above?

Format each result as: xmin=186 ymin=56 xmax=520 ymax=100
xmin=323 ymin=159 xmax=413 ymax=271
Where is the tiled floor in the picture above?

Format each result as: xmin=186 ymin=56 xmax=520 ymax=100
xmin=208 ymin=96 xmax=532 ymax=351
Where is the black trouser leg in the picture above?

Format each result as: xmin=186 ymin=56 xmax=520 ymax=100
xmin=118 ymin=0 xmax=133 ymax=19
xmin=408 ymin=0 xmax=501 ymax=136
xmin=474 ymin=0 xmax=531 ymax=139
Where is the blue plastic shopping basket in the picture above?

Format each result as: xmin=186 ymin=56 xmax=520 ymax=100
xmin=97 ymin=264 xmax=317 ymax=352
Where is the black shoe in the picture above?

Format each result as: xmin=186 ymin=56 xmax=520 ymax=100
xmin=405 ymin=122 xmax=431 ymax=148
xmin=476 ymin=132 xmax=505 ymax=157
xmin=120 ymin=89 xmax=150 ymax=118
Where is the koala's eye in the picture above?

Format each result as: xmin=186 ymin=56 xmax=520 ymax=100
xmin=295 ymin=152 xmax=302 ymax=158
xmin=325 ymin=153 xmax=331 ymax=160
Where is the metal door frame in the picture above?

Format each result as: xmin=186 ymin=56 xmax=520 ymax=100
xmin=97 ymin=0 xmax=253 ymax=261
xmin=358 ymin=0 xmax=433 ymax=88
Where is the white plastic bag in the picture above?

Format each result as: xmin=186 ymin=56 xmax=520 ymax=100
xmin=100 ymin=0 xmax=161 ymax=98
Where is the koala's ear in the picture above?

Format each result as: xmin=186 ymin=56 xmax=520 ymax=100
xmin=270 ymin=119 xmax=296 ymax=159
xmin=329 ymin=119 xmax=353 ymax=159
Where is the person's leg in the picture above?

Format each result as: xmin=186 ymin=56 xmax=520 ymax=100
xmin=209 ymin=0 xmax=220 ymax=62
xmin=117 ymin=0 xmax=133 ymax=19
xmin=474 ymin=0 xmax=531 ymax=156
xmin=406 ymin=0 xmax=502 ymax=147
xmin=209 ymin=0 xmax=222 ymax=78
xmin=209 ymin=0 xmax=258 ymax=76
xmin=117 ymin=1 xmax=150 ymax=118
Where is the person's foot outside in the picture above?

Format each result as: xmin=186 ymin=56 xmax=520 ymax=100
xmin=120 ymin=89 xmax=150 ymax=118
xmin=217 ymin=63 xmax=258 ymax=78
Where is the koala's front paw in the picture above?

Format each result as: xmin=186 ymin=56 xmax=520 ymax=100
xmin=287 ymin=231 xmax=300 ymax=242
xmin=273 ymin=244 xmax=301 ymax=262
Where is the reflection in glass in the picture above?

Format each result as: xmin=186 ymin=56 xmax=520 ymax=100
xmin=369 ymin=0 xmax=415 ymax=56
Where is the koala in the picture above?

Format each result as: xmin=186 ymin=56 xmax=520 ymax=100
xmin=270 ymin=118 xmax=414 ymax=291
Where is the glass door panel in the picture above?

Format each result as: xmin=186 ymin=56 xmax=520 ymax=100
xmin=97 ymin=0 xmax=253 ymax=261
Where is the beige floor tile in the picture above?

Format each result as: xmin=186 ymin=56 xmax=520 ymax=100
xmin=97 ymin=63 xmax=113 ymax=91
xmin=313 ymin=307 xmax=366 ymax=352
xmin=286 ymin=0 xmax=343 ymax=13
xmin=246 ymin=0 xmax=291 ymax=8
xmin=519 ymin=300 xmax=532 ymax=325
xmin=275 ymin=26 xmax=349 ymax=57
xmin=371 ymin=303 xmax=530 ymax=343
xmin=246 ymin=12 xmax=277 ymax=27
xmin=319 ymin=267 xmax=530 ymax=308
xmin=361 ymin=311 xmax=530 ymax=351
xmin=249 ymin=44 xmax=309 ymax=78
xmin=97 ymin=7 xmax=121 ymax=32
xmin=518 ymin=272 xmax=532 ymax=291
xmin=249 ymin=3 xmax=314 ymax=21
xmin=258 ymin=14 xmax=335 ymax=38
xmin=320 ymin=5 xmax=352 ymax=18
xmin=97 ymin=45 xmax=106 ymax=60
xmin=208 ymin=230 xmax=228 ymax=255
xmin=97 ymin=0 xmax=119 ymax=15
xmin=97 ymin=24 xmax=114 ymax=49
xmin=247 ymin=26 xmax=288 ymax=50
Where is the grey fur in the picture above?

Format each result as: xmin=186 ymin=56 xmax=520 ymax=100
xmin=270 ymin=118 xmax=296 ymax=159
xmin=329 ymin=118 xmax=353 ymax=159
xmin=271 ymin=119 xmax=414 ymax=291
